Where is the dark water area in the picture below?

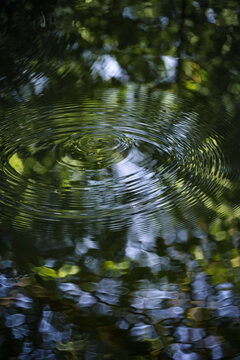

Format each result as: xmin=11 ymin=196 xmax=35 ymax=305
xmin=1 ymin=1 xmax=240 ymax=359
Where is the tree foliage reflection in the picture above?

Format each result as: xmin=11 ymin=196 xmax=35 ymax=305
xmin=1 ymin=0 xmax=240 ymax=359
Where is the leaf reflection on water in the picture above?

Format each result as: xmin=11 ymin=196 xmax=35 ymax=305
xmin=0 ymin=88 xmax=239 ymax=359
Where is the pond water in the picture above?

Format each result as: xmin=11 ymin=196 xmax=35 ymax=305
xmin=1 ymin=1 xmax=240 ymax=359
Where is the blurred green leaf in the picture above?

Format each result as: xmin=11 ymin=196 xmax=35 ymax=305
xmin=58 ymin=264 xmax=80 ymax=278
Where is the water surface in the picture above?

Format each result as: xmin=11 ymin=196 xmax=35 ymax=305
xmin=1 ymin=1 xmax=240 ymax=359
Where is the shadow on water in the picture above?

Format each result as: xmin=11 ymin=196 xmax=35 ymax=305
xmin=1 ymin=0 xmax=240 ymax=359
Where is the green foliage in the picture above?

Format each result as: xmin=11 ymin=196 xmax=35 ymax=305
xmin=32 ymin=264 xmax=80 ymax=279
xmin=1 ymin=1 xmax=240 ymax=359
xmin=103 ymin=260 xmax=130 ymax=276
xmin=58 ymin=264 xmax=80 ymax=278
xmin=1 ymin=0 xmax=240 ymax=100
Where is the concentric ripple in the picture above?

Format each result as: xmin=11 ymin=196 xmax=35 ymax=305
xmin=0 ymin=89 xmax=230 ymax=228
xmin=57 ymin=132 xmax=132 ymax=169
